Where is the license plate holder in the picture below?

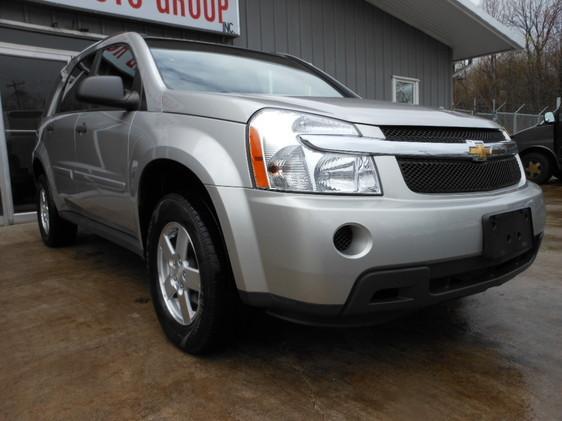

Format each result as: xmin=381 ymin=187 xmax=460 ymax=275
xmin=483 ymin=209 xmax=533 ymax=261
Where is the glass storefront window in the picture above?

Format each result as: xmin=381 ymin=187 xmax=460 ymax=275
xmin=0 ymin=54 xmax=67 ymax=214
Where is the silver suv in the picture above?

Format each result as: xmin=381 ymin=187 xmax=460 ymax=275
xmin=34 ymin=33 xmax=546 ymax=354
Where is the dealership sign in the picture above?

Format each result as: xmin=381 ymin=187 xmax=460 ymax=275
xmin=33 ymin=0 xmax=240 ymax=36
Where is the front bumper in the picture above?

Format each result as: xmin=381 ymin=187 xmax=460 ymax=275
xmin=208 ymin=167 xmax=545 ymax=323
xmin=239 ymin=236 xmax=542 ymax=326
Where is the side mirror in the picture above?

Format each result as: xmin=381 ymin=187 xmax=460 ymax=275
xmin=544 ymin=112 xmax=555 ymax=124
xmin=77 ymin=76 xmax=139 ymax=111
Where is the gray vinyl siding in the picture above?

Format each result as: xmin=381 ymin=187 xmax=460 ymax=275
xmin=0 ymin=0 xmax=453 ymax=107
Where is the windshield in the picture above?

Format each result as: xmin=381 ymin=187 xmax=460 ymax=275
xmin=148 ymin=40 xmax=345 ymax=97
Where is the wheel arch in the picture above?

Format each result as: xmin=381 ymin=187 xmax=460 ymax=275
xmin=32 ymin=158 xmax=46 ymax=182
xmin=136 ymin=158 xmax=225 ymax=255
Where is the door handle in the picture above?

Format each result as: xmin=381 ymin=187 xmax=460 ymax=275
xmin=76 ymin=123 xmax=87 ymax=135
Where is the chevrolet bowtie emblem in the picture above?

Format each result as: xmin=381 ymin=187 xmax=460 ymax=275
xmin=467 ymin=141 xmax=492 ymax=161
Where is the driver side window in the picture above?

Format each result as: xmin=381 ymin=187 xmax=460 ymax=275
xmin=91 ymin=44 xmax=141 ymax=111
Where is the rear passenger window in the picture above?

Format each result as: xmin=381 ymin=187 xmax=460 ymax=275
xmin=58 ymin=54 xmax=95 ymax=113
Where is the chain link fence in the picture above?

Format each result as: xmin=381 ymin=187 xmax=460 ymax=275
xmin=452 ymin=108 xmax=545 ymax=135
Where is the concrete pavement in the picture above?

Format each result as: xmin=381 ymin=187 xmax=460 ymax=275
xmin=1 ymin=182 xmax=561 ymax=420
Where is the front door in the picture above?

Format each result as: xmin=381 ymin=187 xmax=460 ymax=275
xmin=0 ymin=48 xmax=70 ymax=221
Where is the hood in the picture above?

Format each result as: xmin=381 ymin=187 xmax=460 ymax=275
xmin=162 ymin=90 xmax=500 ymax=129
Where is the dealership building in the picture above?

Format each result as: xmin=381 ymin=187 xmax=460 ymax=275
xmin=0 ymin=0 xmax=522 ymax=225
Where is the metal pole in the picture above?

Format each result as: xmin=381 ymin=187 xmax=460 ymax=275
xmin=513 ymin=104 xmax=526 ymax=134
xmin=495 ymin=102 xmax=506 ymax=123
xmin=0 ymin=95 xmax=15 ymax=225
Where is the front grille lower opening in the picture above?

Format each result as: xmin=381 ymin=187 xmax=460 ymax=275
xmin=371 ymin=288 xmax=401 ymax=303
xmin=429 ymin=246 xmax=536 ymax=294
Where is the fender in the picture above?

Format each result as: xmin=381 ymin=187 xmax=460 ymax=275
xmin=129 ymin=112 xmax=252 ymax=197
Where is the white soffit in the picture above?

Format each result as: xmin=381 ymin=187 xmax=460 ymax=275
xmin=368 ymin=0 xmax=525 ymax=60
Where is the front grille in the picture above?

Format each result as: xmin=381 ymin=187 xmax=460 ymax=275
xmin=380 ymin=126 xmax=505 ymax=143
xmin=398 ymin=156 xmax=522 ymax=193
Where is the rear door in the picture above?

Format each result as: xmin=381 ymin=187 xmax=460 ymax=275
xmin=44 ymin=54 xmax=95 ymax=203
xmin=72 ymin=44 xmax=141 ymax=234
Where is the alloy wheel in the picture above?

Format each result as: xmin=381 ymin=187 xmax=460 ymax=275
xmin=157 ymin=222 xmax=201 ymax=325
xmin=525 ymin=160 xmax=542 ymax=180
xmin=39 ymin=188 xmax=50 ymax=235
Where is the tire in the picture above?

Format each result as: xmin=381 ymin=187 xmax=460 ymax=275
xmin=36 ymin=175 xmax=77 ymax=247
xmin=521 ymin=152 xmax=552 ymax=185
xmin=146 ymin=194 xmax=235 ymax=355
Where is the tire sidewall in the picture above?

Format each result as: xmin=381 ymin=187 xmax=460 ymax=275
xmin=147 ymin=194 xmax=223 ymax=353
xmin=37 ymin=175 xmax=56 ymax=245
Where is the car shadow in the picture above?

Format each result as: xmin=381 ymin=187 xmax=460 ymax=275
xmin=56 ymin=229 xmax=542 ymax=419
xmin=225 ymin=298 xmax=473 ymax=355
xmin=71 ymin=228 xmax=482 ymax=356
xmin=70 ymin=230 xmax=503 ymax=355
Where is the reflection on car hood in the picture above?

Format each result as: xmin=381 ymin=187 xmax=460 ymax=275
xmin=162 ymin=90 xmax=501 ymax=129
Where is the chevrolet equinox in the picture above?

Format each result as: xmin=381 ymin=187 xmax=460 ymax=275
xmin=33 ymin=33 xmax=546 ymax=354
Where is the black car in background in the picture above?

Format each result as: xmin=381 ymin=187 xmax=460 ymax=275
xmin=513 ymin=111 xmax=562 ymax=184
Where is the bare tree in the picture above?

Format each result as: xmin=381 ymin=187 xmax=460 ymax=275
xmin=510 ymin=0 xmax=562 ymax=108
xmin=455 ymin=0 xmax=562 ymax=113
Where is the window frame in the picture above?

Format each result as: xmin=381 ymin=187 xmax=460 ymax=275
xmin=55 ymin=43 xmax=145 ymax=115
xmin=392 ymin=75 xmax=420 ymax=105
xmin=89 ymin=43 xmax=145 ymax=112
xmin=56 ymin=52 xmax=97 ymax=115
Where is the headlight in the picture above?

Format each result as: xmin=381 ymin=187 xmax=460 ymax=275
xmin=248 ymin=109 xmax=382 ymax=195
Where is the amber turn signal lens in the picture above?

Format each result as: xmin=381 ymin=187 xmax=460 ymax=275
xmin=249 ymin=126 xmax=270 ymax=188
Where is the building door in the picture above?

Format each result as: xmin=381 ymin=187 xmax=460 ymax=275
xmin=0 ymin=43 xmax=73 ymax=225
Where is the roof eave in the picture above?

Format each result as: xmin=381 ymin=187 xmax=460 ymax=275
xmin=450 ymin=0 xmax=525 ymax=58
xmin=367 ymin=0 xmax=524 ymax=61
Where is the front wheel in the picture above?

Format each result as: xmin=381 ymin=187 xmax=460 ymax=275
xmin=146 ymin=194 xmax=234 ymax=354
xmin=521 ymin=152 xmax=552 ymax=185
